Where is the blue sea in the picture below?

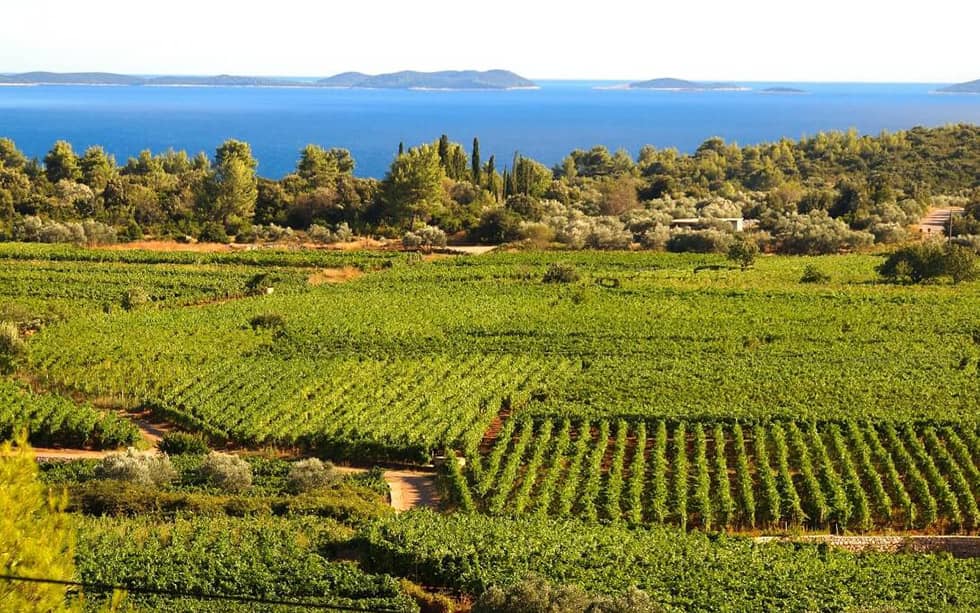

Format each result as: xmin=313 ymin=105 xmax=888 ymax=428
xmin=0 ymin=81 xmax=977 ymax=178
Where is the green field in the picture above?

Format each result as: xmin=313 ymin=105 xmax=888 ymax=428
xmin=4 ymin=243 xmax=980 ymax=610
xmin=23 ymin=249 xmax=980 ymax=447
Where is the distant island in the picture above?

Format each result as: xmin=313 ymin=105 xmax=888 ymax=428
xmin=760 ymin=86 xmax=807 ymax=94
xmin=0 ymin=69 xmax=537 ymax=90
xmin=622 ymin=77 xmax=748 ymax=91
xmin=936 ymin=79 xmax=980 ymax=94
xmin=317 ymin=70 xmax=537 ymax=90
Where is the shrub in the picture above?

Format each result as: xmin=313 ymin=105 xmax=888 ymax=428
xmin=542 ymin=263 xmax=580 ymax=284
xmin=727 ymin=235 xmax=759 ymax=270
xmin=0 ymin=321 xmax=25 ymax=374
xmin=403 ymin=225 xmax=448 ymax=250
xmin=245 ymin=272 xmax=276 ymax=295
xmin=120 ymin=287 xmax=150 ymax=311
xmin=944 ymin=244 xmax=979 ymax=284
xmin=800 ymin=264 xmax=831 ymax=284
xmin=473 ymin=575 xmax=591 ymax=613
xmin=639 ymin=225 xmax=670 ymax=250
xmin=287 ymin=458 xmax=337 ymax=493
xmin=308 ymin=224 xmax=334 ymax=244
xmin=198 ymin=222 xmax=230 ymax=244
xmin=249 ymin=313 xmax=286 ymax=332
xmin=878 ymin=242 xmax=976 ymax=284
xmin=471 ymin=209 xmax=524 ymax=244
xmin=473 ymin=575 xmax=662 ymax=613
xmin=159 ymin=432 xmax=209 ymax=456
xmin=666 ymin=228 xmax=733 ymax=253
xmin=200 ymin=452 xmax=252 ymax=493
xmin=95 ymin=449 xmax=176 ymax=487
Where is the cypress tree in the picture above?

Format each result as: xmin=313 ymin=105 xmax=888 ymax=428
xmin=437 ymin=134 xmax=451 ymax=170
xmin=398 ymin=142 xmax=404 ymax=156
xmin=471 ymin=137 xmax=481 ymax=185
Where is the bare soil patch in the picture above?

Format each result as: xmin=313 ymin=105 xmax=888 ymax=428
xmin=307 ymin=267 xmax=364 ymax=285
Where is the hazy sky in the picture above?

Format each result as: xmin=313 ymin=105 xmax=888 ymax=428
xmin=1 ymin=0 xmax=976 ymax=82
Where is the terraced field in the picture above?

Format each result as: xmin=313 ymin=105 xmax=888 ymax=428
xmin=460 ymin=417 xmax=980 ymax=533
xmin=5 ymin=245 xmax=980 ymax=534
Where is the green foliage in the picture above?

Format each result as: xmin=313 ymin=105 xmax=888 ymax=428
xmin=465 ymin=416 xmax=979 ymax=533
xmin=726 ymin=235 xmax=759 ymax=270
xmin=362 ymin=512 xmax=980 ymax=609
xmin=66 ymin=479 xmax=390 ymax=524
xmin=76 ymin=515 xmax=415 ymax=612
xmin=120 ymin=286 xmax=150 ymax=311
xmin=541 ymin=262 xmax=579 ymax=283
xmin=799 ymin=264 xmax=831 ymax=283
xmin=0 ymin=439 xmax=75 ymax=613
xmin=248 ymin=312 xmax=285 ymax=332
xmin=0 ymin=320 xmax=25 ymax=373
xmin=0 ymin=381 xmax=140 ymax=448
xmin=383 ymin=144 xmax=445 ymax=227
xmin=158 ymin=431 xmax=209 ymax=456
xmin=878 ymin=242 xmax=977 ymax=283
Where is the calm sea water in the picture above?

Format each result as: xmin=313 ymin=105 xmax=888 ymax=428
xmin=0 ymin=81 xmax=977 ymax=178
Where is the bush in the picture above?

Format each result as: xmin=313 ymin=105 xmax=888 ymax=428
xmin=0 ymin=321 xmax=25 ymax=374
xmin=249 ymin=313 xmax=286 ymax=332
xmin=878 ymin=242 xmax=977 ymax=284
xmin=287 ymin=458 xmax=337 ymax=493
xmin=800 ymin=265 xmax=831 ymax=284
xmin=727 ymin=235 xmax=759 ymax=270
xmin=159 ymin=432 xmax=209 ymax=456
xmin=403 ymin=225 xmax=448 ymax=250
xmin=200 ymin=452 xmax=252 ymax=493
xmin=666 ymin=228 xmax=733 ymax=253
xmin=542 ymin=263 xmax=580 ymax=284
xmin=245 ymin=272 xmax=276 ymax=295
xmin=471 ymin=209 xmax=523 ymax=244
xmin=473 ymin=575 xmax=662 ymax=613
xmin=198 ymin=222 xmax=230 ymax=244
xmin=473 ymin=575 xmax=591 ymax=613
xmin=121 ymin=287 xmax=150 ymax=311
xmin=95 ymin=449 xmax=176 ymax=487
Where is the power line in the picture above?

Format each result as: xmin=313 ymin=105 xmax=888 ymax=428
xmin=0 ymin=574 xmax=406 ymax=612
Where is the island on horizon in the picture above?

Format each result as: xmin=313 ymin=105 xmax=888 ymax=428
xmin=936 ymin=78 xmax=980 ymax=94
xmin=318 ymin=70 xmax=537 ymax=90
xmin=760 ymin=86 xmax=808 ymax=94
xmin=0 ymin=69 xmax=537 ymax=91
xmin=604 ymin=77 xmax=749 ymax=91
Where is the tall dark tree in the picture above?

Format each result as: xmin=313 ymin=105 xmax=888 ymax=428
xmin=471 ymin=137 xmax=481 ymax=186
xmin=437 ymin=135 xmax=451 ymax=169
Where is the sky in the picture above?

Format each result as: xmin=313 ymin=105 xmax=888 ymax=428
xmin=0 ymin=0 xmax=977 ymax=83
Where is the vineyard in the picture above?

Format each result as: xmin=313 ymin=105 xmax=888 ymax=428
xmin=0 ymin=381 xmax=140 ymax=448
xmin=362 ymin=511 xmax=980 ymax=610
xmin=456 ymin=416 xmax=980 ymax=533
xmin=76 ymin=515 xmax=417 ymax=612
xmin=17 ymin=249 xmax=980 ymax=466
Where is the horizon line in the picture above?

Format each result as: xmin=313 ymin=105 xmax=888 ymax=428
xmin=0 ymin=69 xmax=973 ymax=86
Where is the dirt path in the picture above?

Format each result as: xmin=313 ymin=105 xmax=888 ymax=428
xmin=916 ymin=207 xmax=964 ymax=237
